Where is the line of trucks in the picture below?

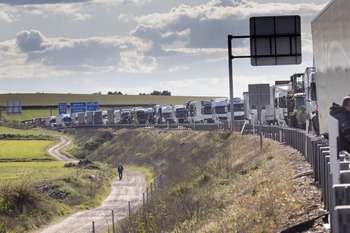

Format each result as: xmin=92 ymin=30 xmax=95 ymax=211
xmin=42 ymin=98 xmax=245 ymax=127
xmin=245 ymin=0 xmax=350 ymax=139
xmin=243 ymin=67 xmax=319 ymax=132
xmin=39 ymin=0 xmax=348 ymax=139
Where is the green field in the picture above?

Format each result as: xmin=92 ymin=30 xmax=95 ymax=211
xmin=0 ymin=140 xmax=53 ymax=161
xmin=0 ymin=161 xmax=72 ymax=185
xmin=2 ymin=109 xmax=56 ymax=121
xmin=0 ymin=93 xmax=220 ymax=107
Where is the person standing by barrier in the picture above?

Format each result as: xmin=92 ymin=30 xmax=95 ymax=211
xmin=330 ymin=96 xmax=350 ymax=153
xmin=117 ymin=164 xmax=124 ymax=180
xmin=297 ymin=106 xmax=308 ymax=129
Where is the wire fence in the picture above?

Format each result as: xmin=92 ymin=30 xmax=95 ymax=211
xmin=90 ymin=156 xmax=163 ymax=233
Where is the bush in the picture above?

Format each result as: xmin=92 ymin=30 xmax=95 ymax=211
xmin=0 ymin=183 xmax=56 ymax=231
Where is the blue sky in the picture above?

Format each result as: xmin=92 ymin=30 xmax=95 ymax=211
xmin=0 ymin=0 xmax=329 ymax=97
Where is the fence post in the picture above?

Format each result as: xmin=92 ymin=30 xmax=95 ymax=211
xmin=112 ymin=210 xmax=115 ymax=233
xmin=150 ymin=183 xmax=153 ymax=200
xmin=143 ymin=192 xmax=145 ymax=208
xmin=128 ymin=201 xmax=131 ymax=219
xmin=154 ymin=178 xmax=157 ymax=193
xmin=92 ymin=221 xmax=95 ymax=233
xmin=146 ymin=187 xmax=149 ymax=205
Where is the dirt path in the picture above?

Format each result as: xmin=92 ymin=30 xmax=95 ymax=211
xmin=41 ymin=135 xmax=146 ymax=232
xmin=48 ymin=136 xmax=77 ymax=163
xmin=38 ymin=170 xmax=146 ymax=233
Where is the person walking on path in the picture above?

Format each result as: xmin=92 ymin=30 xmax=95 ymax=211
xmin=117 ymin=164 xmax=124 ymax=180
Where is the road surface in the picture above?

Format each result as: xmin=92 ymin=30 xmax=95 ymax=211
xmin=39 ymin=136 xmax=146 ymax=233
xmin=48 ymin=136 xmax=77 ymax=163
xmin=38 ymin=171 xmax=145 ymax=233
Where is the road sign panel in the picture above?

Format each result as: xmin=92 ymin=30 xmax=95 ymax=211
xmin=7 ymin=100 xmax=22 ymax=116
xmin=86 ymin=101 xmax=99 ymax=112
xmin=250 ymin=15 xmax=301 ymax=66
xmin=58 ymin=103 xmax=67 ymax=115
xmin=248 ymin=84 xmax=270 ymax=107
xmin=70 ymin=102 xmax=87 ymax=114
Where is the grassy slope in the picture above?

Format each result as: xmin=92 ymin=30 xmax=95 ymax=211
xmin=83 ymin=129 xmax=319 ymax=233
xmin=0 ymin=93 xmax=220 ymax=107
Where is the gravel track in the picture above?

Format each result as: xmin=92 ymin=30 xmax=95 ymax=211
xmin=38 ymin=135 xmax=146 ymax=233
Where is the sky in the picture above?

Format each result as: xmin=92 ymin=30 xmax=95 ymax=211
xmin=0 ymin=0 xmax=330 ymax=97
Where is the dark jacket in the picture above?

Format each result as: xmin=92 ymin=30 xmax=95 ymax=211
xmin=117 ymin=165 xmax=124 ymax=173
xmin=330 ymin=104 xmax=350 ymax=153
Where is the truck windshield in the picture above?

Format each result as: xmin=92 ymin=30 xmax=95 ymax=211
xmin=163 ymin=113 xmax=172 ymax=119
xmin=215 ymin=106 xmax=227 ymax=114
xmin=63 ymin=117 xmax=72 ymax=122
xmin=295 ymin=97 xmax=304 ymax=109
xmin=176 ymin=110 xmax=185 ymax=118
xmin=278 ymin=97 xmax=287 ymax=108
xmin=227 ymin=104 xmax=244 ymax=112
xmin=202 ymin=106 xmax=212 ymax=115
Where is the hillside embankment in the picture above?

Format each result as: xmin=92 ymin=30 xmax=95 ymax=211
xmin=66 ymin=128 xmax=327 ymax=233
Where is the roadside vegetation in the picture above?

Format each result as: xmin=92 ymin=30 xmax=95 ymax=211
xmin=0 ymin=125 xmax=322 ymax=232
xmin=0 ymin=125 xmax=115 ymax=233
xmin=71 ymin=128 xmax=322 ymax=233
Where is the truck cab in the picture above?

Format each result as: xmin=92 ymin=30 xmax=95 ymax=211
xmin=132 ymin=107 xmax=148 ymax=124
xmin=211 ymin=98 xmax=228 ymax=123
xmin=202 ymin=101 xmax=214 ymax=123
xmin=227 ymin=97 xmax=245 ymax=123
xmin=186 ymin=101 xmax=204 ymax=123
xmin=303 ymin=67 xmax=319 ymax=133
xmin=154 ymin=104 xmax=174 ymax=124
xmin=174 ymin=105 xmax=186 ymax=124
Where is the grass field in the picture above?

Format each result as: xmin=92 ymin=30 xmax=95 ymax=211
xmin=0 ymin=93 xmax=220 ymax=107
xmin=2 ymin=109 xmax=56 ymax=121
xmin=0 ymin=140 xmax=53 ymax=161
xmin=0 ymin=126 xmax=53 ymax=135
xmin=0 ymin=161 xmax=72 ymax=186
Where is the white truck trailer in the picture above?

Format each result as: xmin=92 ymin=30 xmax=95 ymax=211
xmin=312 ymin=0 xmax=350 ymax=135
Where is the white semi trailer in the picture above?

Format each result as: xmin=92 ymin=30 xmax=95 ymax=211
xmin=312 ymin=0 xmax=350 ymax=135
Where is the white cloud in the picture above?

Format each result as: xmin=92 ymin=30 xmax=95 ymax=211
xmin=0 ymin=6 xmax=19 ymax=23
xmin=131 ymin=0 xmax=326 ymax=56
xmin=0 ymin=30 xmax=156 ymax=79
xmin=118 ymin=12 xmax=135 ymax=23
xmin=118 ymin=50 xmax=157 ymax=73
xmin=0 ymin=0 xmax=153 ymax=23
xmin=16 ymin=30 xmax=46 ymax=52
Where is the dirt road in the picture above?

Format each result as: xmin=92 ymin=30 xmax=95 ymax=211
xmin=38 ymin=170 xmax=146 ymax=233
xmin=48 ymin=136 xmax=77 ymax=163
xmin=41 ymin=136 xmax=146 ymax=232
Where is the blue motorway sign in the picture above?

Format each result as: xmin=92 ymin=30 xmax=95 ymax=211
xmin=58 ymin=103 xmax=67 ymax=115
xmin=70 ymin=102 xmax=87 ymax=114
xmin=86 ymin=101 xmax=99 ymax=111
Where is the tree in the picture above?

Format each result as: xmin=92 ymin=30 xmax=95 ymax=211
xmin=150 ymin=90 xmax=161 ymax=96
xmin=161 ymin=90 xmax=171 ymax=96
